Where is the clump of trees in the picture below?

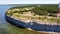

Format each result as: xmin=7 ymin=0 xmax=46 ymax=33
xmin=6 ymin=4 xmax=60 ymax=23
xmin=31 ymin=4 xmax=58 ymax=17
xmin=7 ymin=4 xmax=58 ymax=17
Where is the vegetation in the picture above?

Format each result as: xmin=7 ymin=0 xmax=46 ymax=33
xmin=5 ymin=4 xmax=60 ymax=34
xmin=6 ymin=4 xmax=60 ymax=23
xmin=7 ymin=4 xmax=58 ymax=16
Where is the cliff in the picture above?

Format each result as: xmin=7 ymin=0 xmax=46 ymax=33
xmin=5 ymin=5 xmax=60 ymax=32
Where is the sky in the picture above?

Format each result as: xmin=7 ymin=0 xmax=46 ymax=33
xmin=0 ymin=0 xmax=60 ymax=4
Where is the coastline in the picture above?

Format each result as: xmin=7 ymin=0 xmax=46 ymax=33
xmin=5 ymin=13 xmax=60 ymax=32
xmin=6 ymin=15 xmax=60 ymax=25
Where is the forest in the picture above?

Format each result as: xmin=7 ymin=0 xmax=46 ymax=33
xmin=8 ymin=4 xmax=58 ymax=17
xmin=6 ymin=4 xmax=60 ymax=23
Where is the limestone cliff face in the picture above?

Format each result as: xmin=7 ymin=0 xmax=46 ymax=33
xmin=5 ymin=14 xmax=60 ymax=32
xmin=6 ymin=5 xmax=60 ymax=25
xmin=5 ymin=5 xmax=60 ymax=32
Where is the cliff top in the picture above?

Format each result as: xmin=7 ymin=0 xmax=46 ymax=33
xmin=6 ymin=4 xmax=60 ymax=25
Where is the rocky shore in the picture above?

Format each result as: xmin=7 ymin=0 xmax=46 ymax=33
xmin=5 ymin=14 xmax=60 ymax=32
xmin=9 ymin=16 xmax=60 ymax=25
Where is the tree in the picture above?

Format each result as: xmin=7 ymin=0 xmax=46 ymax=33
xmin=42 ymin=10 xmax=48 ymax=19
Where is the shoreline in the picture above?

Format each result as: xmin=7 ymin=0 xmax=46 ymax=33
xmin=8 ymin=15 xmax=60 ymax=25
xmin=5 ymin=14 xmax=60 ymax=32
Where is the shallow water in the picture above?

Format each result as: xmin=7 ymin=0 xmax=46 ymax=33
xmin=0 ymin=4 xmax=30 ymax=34
xmin=0 ymin=4 xmax=16 ymax=34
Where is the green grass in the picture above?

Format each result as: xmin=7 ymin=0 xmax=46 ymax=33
xmin=12 ymin=14 xmax=60 ymax=23
xmin=47 ymin=18 xmax=60 ymax=23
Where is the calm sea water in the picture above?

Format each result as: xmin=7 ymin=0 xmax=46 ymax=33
xmin=0 ymin=4 xmax=30 ymax=34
